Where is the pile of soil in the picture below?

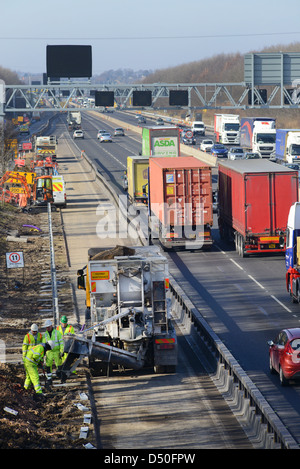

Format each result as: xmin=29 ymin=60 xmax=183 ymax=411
xmin=0 ymin=203 xmax=93 ymax=449
xmin=0 ymin=363 xmax=85 ymax=449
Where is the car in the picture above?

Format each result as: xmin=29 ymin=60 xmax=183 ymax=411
xmin=242 ymin=152 xmax=262 ymax=159
xmin=181 ymin=130 xmax=196 ymax=145
xmin=137 ymin=116 xmax=146 ymax=124
xmin=97 ymin=130 xmax=108 ymax=139
xmin=73 ymin=130 xmax=84 ymax=139
xmin=284 ymin=163 xmax=300 ymax=173
xmin=268 ymin=328 xmax=300 ymax=385
xmin=200 ymin=139 xmax=214 ymax=152
xmin=155 ymin=118 xmax=164 ymax=125
xmin=99 ymin=132 xmax=112 ymax=143
xmin=114 ymin=128 xmax=125 ymax=136
xmin=228 ymin=147 xmax=244 ymax=160
xmin=210 ymin=144 xmax=228 ymax=158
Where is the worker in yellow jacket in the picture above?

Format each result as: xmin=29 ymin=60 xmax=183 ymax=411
xmin=42 ymin=319 xmax=64 ymax=387
xmin=24 ymin=341 xmax=54 ymax=394
xmin=22 ymin=324 xmax=43 ymax=361
xmin=57 ymin=315 xmax=75 ymax=370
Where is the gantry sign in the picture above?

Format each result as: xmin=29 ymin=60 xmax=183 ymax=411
xmin=3 ymin=52 xmax=300 ymax=113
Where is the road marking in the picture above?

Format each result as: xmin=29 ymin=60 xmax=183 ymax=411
xmin=247 ymin=275 xmax=265 ymax=290
xmin=230 ymin=258 xmax=244 ymax=270
xmin=270 ymin=295 xmax=292 ymax=313
xmin=216 ymin=243 xmax=294 ymax=313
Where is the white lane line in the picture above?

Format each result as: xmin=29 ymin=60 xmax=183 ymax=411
xmin=216 ymin=244 xmax=295 ymax=314
xmin=230 ymin=258 xmax=244 ymax=270
xmin=247 ymin=275 xmax=265 ymax=290
xmin=270 ymin=295 xmax=292 ymax=313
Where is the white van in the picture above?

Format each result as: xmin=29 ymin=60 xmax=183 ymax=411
xmin=192 ymin=121 xmax=205 ymax=136
xmin=52 ymin=175 xmax=67 ymax=208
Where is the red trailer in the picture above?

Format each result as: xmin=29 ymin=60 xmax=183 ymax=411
xmin=218 ymin=160 xmax=299 ymax=256
xmin=148 ymin=156 xmax=213 ymax=250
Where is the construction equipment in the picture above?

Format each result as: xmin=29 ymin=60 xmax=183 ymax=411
xmin=0 ymin=171 xmax=31 ymax=206
xmin=60 ymin=246 xmax=177 ymax=381
xmin=34 ymin=135 xmax=57 ymax=162
xmin=32 ymin=175 xmax=54 ymax=205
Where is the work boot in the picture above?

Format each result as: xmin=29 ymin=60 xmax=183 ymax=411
xmin=45 ymin=379 xmax=52 ymax=391
xmin=56 ymin=366 xmax=62 ymax=379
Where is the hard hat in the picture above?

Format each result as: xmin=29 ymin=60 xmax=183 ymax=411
xmin=44 ymin=319 xmax=53 ymax=328
xmin=60 ymin=315 xmax=68 ymax=324
xmin=47 ymin=340 xmax=55 ymax=349
xmin=30 ymin=323 xmax=38 ymax=332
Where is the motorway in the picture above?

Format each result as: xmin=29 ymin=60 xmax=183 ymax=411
xmin=52 ymin=109 xmax=300 ymax=447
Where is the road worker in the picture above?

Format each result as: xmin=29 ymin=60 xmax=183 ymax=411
xmin=57 ymin=315 xmax=75 ymax=336
xmin=42 ymin=319 xmax=64 ymax=387
xmin=24 ymin=340 xmax=54 ymax=395
xmin=22 ymin=324 xmax=43 ymax=361
xmin=57 ymin=315 xmax=76 ymax=371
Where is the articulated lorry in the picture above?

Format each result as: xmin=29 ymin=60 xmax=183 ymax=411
xmin=275 ymin=129 xmax=300 ymax=164
xmin=67 ymin=111 xmax=81 ymax=130
xmin=142 ymin=126 xmax=180 ymax=157
xmin=285 ymin=202 xmax=300 ymax=303
xmin=126 ymin=155 xmax=149 ymax=204
xmin=148 ymin=157 xmax=213 ymax=250
xmin=218 ymin=160 xmax=298 ymax=256
xmin=214 ymin=114 xmax=240 ymax=145
xmin=59 ymin=246 xmax=177 ymax=380
xmin=240 ymin=117 xmax=276 ymax=158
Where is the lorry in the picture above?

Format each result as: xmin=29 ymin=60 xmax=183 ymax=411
xmin=126 ymin=155 xmax=149 ymax=204
xmin=59 ymin=245 xmax=177 ymax=380
xmin=67 ymin=111 xmax=81 ymax=130
xmin=275 ymin=129 xmax=300 ymax=164
xmin=34 ymin=135 xmax=57 ymax=162
xmin=214 ymin=114 xmax=240 ymax=145
xmin=240 ymin=117 xmax=276 ymax=158
xmin=192 ymin=121 xmax=205 ymax=136
xmin=285 ymin=202 xmax=300 ymax=303
xmin=142 ymin=126 xmax=180 ymax=157
xmin=218 ymin=159 xmax=298 ymax=257
xmin=148 ymin=156 xmax=213 ymax=250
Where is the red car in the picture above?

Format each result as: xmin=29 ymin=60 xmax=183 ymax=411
xmin=268 ymin=328 xmax=300 ymax=386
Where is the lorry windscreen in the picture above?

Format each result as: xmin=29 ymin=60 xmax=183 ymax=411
xmin=257 ymin=133 xmax=276 ymax=143
xmin=291 ymin=145 xmax=300 ymax=155
xmin=224 ymin=123 xmax=240 ymax=131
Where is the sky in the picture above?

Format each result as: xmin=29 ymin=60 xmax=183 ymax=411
xmin=1 ymin=0 xmax=300 ymax=76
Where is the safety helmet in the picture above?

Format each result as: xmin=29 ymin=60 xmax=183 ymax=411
xmin=47 ymin=340 xmax=55 ymax=349
xmin=30 ymin=323 xmax=38 ymax=332
xmin=60 ymin=315 xmax=68 ymax=324
xmin=44 ymin=319 xmax=53 ymax=328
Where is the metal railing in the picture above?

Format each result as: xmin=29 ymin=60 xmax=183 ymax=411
xmin=47 ymin=202 xmax=59 ymax=326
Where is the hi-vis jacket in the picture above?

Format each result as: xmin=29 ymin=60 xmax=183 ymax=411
xmin=22 ymin=332 xmax=43 ymax=358
xmin=42 ymin=329 xmax=64 ymax=354
xmin=25 ymin=344 xmax=45 ymax=366
xmin=57 ymin=324 xmax=75 ymax=335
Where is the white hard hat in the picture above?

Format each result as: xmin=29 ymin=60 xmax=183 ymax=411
xmin=30 ymin=323 xmax=38 ymax=332
xmin=44 ymin=319 xmax=53 ymax=328
xmin=47 ymin=340 xmax=55 ymax=349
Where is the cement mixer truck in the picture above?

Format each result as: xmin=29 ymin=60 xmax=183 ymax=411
xmin=60 ymin=246 xmax=177 ymax=380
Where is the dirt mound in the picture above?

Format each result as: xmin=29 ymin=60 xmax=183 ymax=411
xmin=0 ymin=204 xmax=93 ymax=449
xmin=0 ymin=363 xmax=86 ymax=449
